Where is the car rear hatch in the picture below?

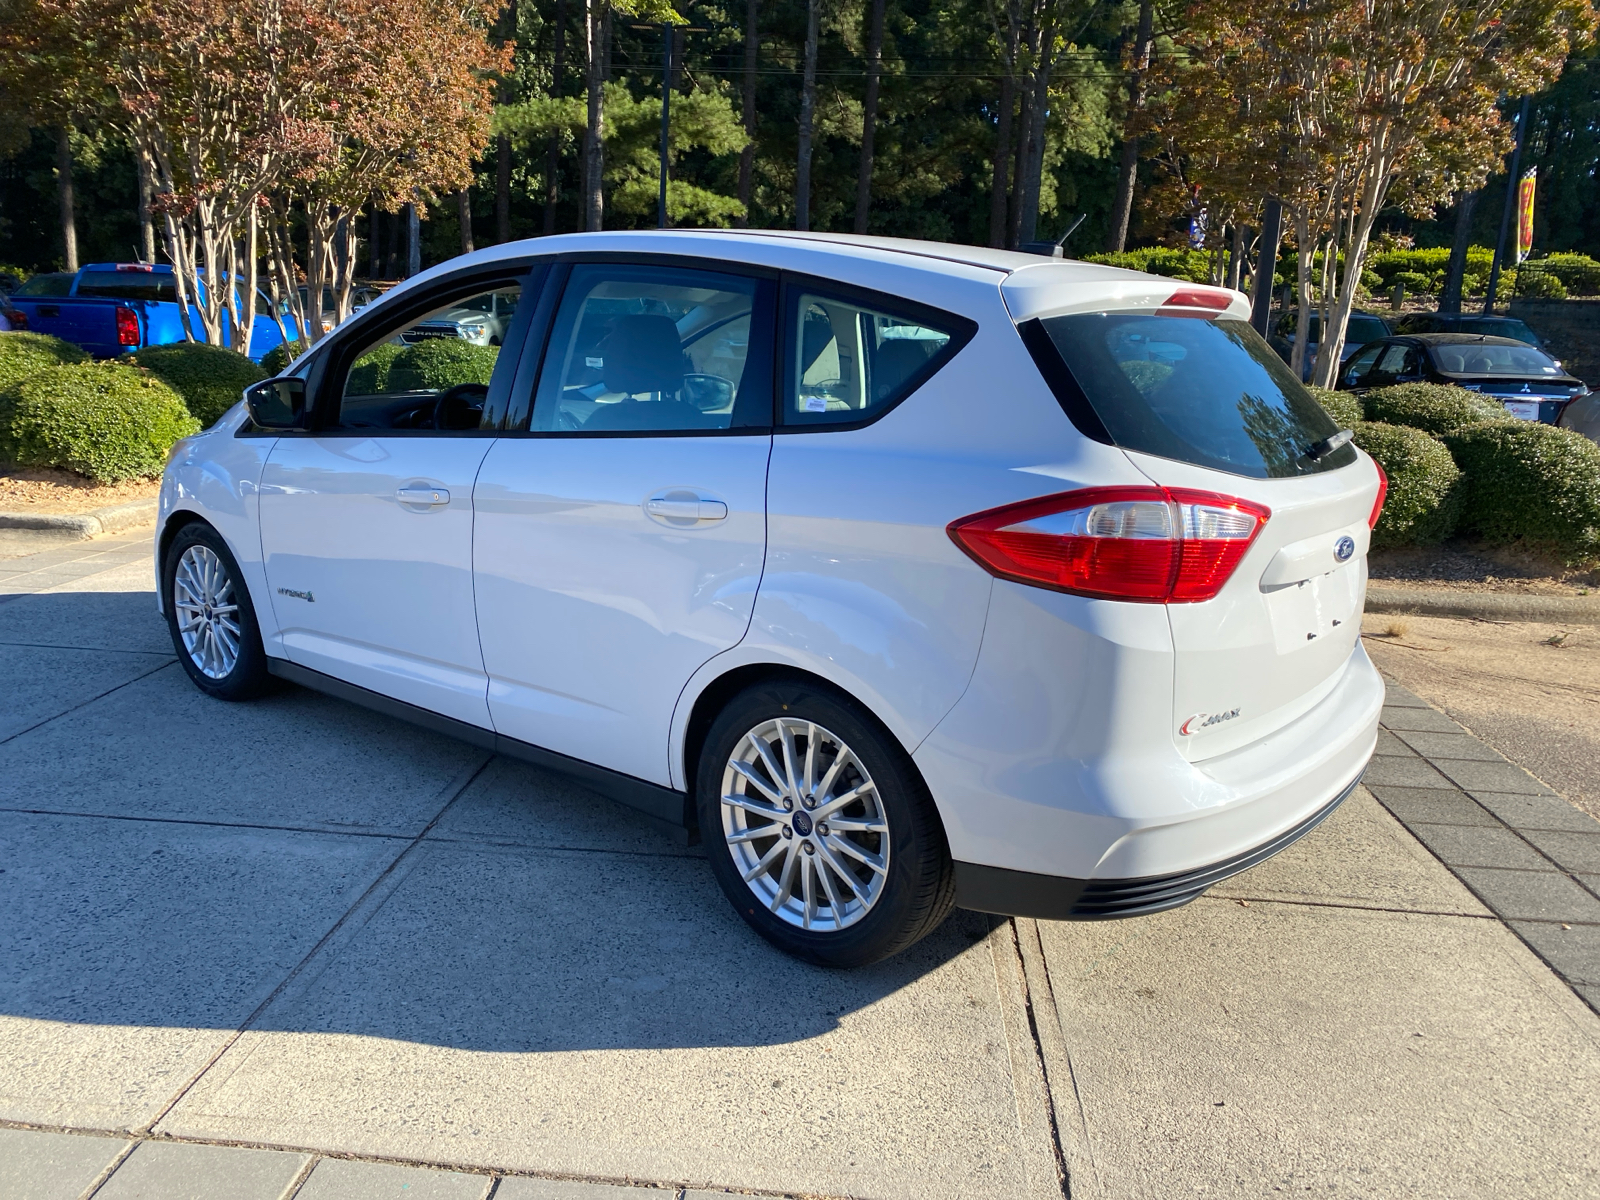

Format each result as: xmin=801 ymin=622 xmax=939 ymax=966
xmin=1002 ymin=266 xmax=1382 ymax=762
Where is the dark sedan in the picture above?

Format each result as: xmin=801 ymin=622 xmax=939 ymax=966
xmin=1338 ymin=333 xmax=1588 ymax=424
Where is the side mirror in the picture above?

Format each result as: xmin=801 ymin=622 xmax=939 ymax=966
xmin=246 ymin=377 xmax=307 ymax=429
xmin=682 ymin=373 xmax=736 ymax=412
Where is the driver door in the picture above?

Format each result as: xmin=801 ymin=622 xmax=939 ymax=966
xmin=257 ymin=271 xmax=534 ymax=727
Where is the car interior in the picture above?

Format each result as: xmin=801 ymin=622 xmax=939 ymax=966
xmin=1429 ymin=343 xmax=1560 ymax=375
xmin=792 ymin=293 xmax=950 ymax=421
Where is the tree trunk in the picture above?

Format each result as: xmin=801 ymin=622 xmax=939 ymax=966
xmin=1311 ymin=175 xmax=1387 ymax=389
xmin=854 ymin=0 xmax=886 ymax=235
xmin=1289 ymin=210 xmax=1314 ymax=380
xmin=1439 ymin=189 xmax=1479 ymax=315
xmin=988 ymin=75 xmax=1016 ymax=249
xmin=136 ymin=151 xmax=156 ymax=263
xmin=736 ymin=0 xmax=759 ymax=226
xmin=1015 ymin=12 xmax=1056 ymax=246
xmin=457 ymin=189 xmax=475 ymax=254
xmin=583 ymin=0 xmax=605 ymax=232
xmin=406 ymin=201 xmax=421 ymax=277
xmin=1105 ymin=0 xmax=1153 ymax=254
xmin=496 ymin=134 xmax=512 ymax=242
xmin=369 ymin=202 xmax=381 ymax=277
xmin=545 ymin=0 xmax=567 ymax=235
xmin=795 ymin=0 xmax=821 ymax=231
xmin=1225 ymin=222 xmax=1246 ymax=290
xmin=55 ymin=127 xmax=78 ymax=272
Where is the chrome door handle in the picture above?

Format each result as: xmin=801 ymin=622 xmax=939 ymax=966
xmin=645 ymin=491 xmax=729 ymax=525
xmin=396 ymin=485 xmax=450 ymax=507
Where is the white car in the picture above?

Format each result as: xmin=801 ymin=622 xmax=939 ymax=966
xmin=157 ymin=231 xmax=1385 ymax=967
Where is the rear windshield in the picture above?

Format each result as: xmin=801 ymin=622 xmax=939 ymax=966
xmin=15 ymin=273 xmax=74 ymax=297
xmin=1430 ymin=342 xmax=1561 ymax=376
xmin=75 ymin=271 xmax=178 ymax=302
xmin=1032 ymin=313 xmax=1356 ymax=479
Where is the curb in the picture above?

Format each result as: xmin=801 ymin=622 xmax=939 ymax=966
xmin=1366 ymin=585 xmax=1600 ymax=626
xmin=0 ymin=498 xmax=157 ymax=540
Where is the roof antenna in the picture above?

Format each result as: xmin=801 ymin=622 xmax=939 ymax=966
xmin=1021 ymin=213 xmax=1087 ymax=259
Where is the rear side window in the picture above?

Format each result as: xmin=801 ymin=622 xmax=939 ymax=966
xmin=15 ymin=273 xmax=75 ymax=297
xmin=74 ymin=271 xmax=178 ymax=302
xmin=783 ymin=288 xmax=971 ymax=427
xmin=1030 ymin=313 xmax=1355 ymax=479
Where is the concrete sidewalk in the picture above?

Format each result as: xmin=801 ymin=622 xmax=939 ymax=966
xmin=3 ymin=533 xmax=1598 ymax=1199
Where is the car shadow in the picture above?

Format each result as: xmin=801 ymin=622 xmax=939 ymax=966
xmin=1 ymin=590 xmax=992 ymax=1054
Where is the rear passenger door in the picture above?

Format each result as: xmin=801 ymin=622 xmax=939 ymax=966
xmin=473 ymin=261 xmax=776 ymax=787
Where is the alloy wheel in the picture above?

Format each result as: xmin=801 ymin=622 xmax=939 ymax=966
xmin=173 ymin=544 xmax=241 ymax=680
xmin=719 ymin=717 xmax=891 ymax=931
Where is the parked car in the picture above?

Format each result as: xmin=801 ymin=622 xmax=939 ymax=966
xmin=1559 ymin=391 xmax=1600 ymax=446
xmin=1391 ymin=312 xmax=1546 ymax=349
xmin=0 ymin=270 xmax=23 ymax=295
xmin=8 ymin=263 xmax=292 ymax=362
xmin=1270 ymin=311 xmax=1391 ymax=381
xmin=399 ymin=286 xmax=517 ymax=345
xmin=1339 ymin=333 xmax=1587 ymax=423
xmin=0 ymin=295 xmax=26 ymax=331
xmin=157 ymin=232 xmax=1384 ymax=966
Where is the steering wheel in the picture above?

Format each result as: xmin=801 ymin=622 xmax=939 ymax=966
xmin=433 ymin=382 xmax=489 ymax=431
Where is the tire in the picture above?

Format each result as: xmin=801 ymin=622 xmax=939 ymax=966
xmin=697 ymin=679 xmax=955 ymax=967
xmin=163 ymin=521 xmax=272 ymax=701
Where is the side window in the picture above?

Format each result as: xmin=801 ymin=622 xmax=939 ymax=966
xmin=1344 ymin=343 xmax=1383 ymax=386
xmin=334 ymin=282 xmax=523 ymax=431
xmin=529 ymin=264 xmax=774 ymax=434
xmin=784 ymin=289 xmax=963 ymax=426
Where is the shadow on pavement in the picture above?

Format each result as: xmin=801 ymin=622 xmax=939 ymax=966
xmin=1 ymin=591 xmax=989 ymax=1054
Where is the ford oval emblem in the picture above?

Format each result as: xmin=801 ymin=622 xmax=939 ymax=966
xmin=1335 ymin=535 xmax=1356 ymax=562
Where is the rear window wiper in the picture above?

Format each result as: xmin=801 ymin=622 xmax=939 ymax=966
xmin=1304 ymin=428 xmax=1354 ymax=461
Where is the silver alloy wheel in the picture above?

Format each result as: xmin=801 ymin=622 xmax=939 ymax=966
xmin=173 ymin=545 xmax=241 ymax=680
xmin=720 ymin=717 xmax=890 ymax=931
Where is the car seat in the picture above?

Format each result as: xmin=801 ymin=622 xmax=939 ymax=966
xmin=582 ymin=313 xmax=710 ymax=431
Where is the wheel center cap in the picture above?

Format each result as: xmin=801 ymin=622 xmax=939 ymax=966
xmin=791 ymin=810 xmax=813 ymax=837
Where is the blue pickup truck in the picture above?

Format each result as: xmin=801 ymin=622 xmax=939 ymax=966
xmin=9 ymin=263 xmax=291 ymax=362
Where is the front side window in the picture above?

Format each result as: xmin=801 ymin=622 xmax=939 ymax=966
xmin=1344 ymin=343 xmax=1383 ymax=385
xmin=1034 ymin=313 xmax=1354 ymax=479
xmin=530 ymin=264 xmax=773 ymax=434
xmin=785 ymin=290 xmax=963 ymax=426
xmin=331 ymin=281 xmax=523 ymax=432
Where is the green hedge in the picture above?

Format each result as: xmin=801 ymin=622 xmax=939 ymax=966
xmin=1445 ymin=421 xmax=1600 ymax=563
xmin=129 ymin=342 xmax=266 ymax=428
xmin=347 ymin=341 xmax=404 ymax=394
xmin=0 ymin=331 xmax=91 ymax=459
xmin=9 ymin=362 xmax=199 ymax=481
xmin=1350 ymin=421 xmax=1463 ymax=548
xmin=1309 ymin=385 xmax=1362 ymax=427
xmin=1081 ymin=248 xmax=1216 ymax=284
xmin=1367 ymin=246 xmax=1495 ymax=285
xmin=1510 ymin=265 xmax=1568 ymax=300
xmin=1361 ymin=383 xmax=1507 ymax=436
xmin=259 ymin=339 xmax=308 ymax=377
xmin=388 ymin=339 xmax=499 ymax=391
xmin=1536 ymin=253 xmax=1600 ymax=295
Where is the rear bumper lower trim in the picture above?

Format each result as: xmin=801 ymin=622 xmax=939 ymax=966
xmin=953 ymin=770 xmax=1364 ymax=921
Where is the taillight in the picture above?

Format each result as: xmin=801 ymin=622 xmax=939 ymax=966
xmin=4 ymin=308 xmax=24 ymax=330
xmin=115 ymin=305 xmax=139 ymax=347
xmin=1368 ymin=462 xmax=1388 ymax=530
xmin=948 ymin=486 xmax=1270 ymax=604
xmin=1157 ymin=287 xmax=1235 ymax=317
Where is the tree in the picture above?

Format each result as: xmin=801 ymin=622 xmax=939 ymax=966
xmin=854 ymin=0 xmax=885 ymax=233
xmin=1105 ymin=0 xmax=1152 ymax=253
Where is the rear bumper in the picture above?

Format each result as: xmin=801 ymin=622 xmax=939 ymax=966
xmin=953 ymin=772 xmax=1361 ymax=920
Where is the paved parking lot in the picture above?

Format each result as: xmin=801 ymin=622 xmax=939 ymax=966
xmin=4 ymin=532 xmax=1600 ymax=1199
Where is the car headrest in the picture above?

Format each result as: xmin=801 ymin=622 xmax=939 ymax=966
xmin=872 ymin=339 xmax=934 ymax=403
xmin=597 ymin=314 xmax=684 ymax=396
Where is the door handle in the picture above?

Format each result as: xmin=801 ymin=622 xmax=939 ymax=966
xmin=396 ymin=485 xmax=450 ymax=508
xmin=645 ymin=490 xmax=728 ymax=525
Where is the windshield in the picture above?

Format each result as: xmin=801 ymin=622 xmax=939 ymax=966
xmin=1346 ymin=316 xmax=1389 ymax=343
xmin=75 ymin=271 xmax=178 ymax=302
xmin=1034 ymin=313 xmax=1354 ymax=479
xmin=1430 ymin=342 xmax=1562 ymax=376
xmin=15 ymin=273 xmax=75 ymax=297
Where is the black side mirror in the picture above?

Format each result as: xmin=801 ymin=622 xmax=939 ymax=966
xmin=246 ymin=377 xmax=307 ymax=429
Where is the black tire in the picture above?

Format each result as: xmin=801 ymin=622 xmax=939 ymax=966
xmin=163 ymin=521 xmax=272 ymax=701
xmin=696 ymin=679 xmax=955 ymax=967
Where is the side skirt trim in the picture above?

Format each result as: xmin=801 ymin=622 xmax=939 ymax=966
xmin=266 ymin=658 xmax=694 ymax=840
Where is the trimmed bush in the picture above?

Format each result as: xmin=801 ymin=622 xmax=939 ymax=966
xmin=1361 ymin=383 xmax=1507 ymax=436
xmin=9 ymin=362 xmax=199 ymax=481
xmin=1392 ymin=270 xmax=1433 ymax=296
xmin=1445 ymin=421 xmax=1600 ymax=563
xmin=388 ymin=339 xmax=499 ymax=391
xmin=1309 ymin=386 xmax=1362 ymax=427
xmin=1368 ymin=246 xmax=1494 ymax=285
xmin=347 ymin=341 xmax=404 ymax=394
xmin=0 ymin=331 xmax=91 ymax=458
xmin=1511 ymin=265 xmax=1567 ymax=300
xmin=1350 ymin=421 xmax=1463 ymax=547
xmin=1080 ymin=248 xmax=1215 ymax=283
xmin=1535 ymin=252 xmax=1600 ymax=296
xmin=259 ymin=339 xmax=308 ymax=377
xmin=130 ymin=341 xmax=266 ymax=428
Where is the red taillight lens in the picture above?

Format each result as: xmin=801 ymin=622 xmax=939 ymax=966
xmin=1158 ymin=287 xmax=1235 ymax=317
xmin=115 ymin=305 xmax=139 ymax=346
xmin=948 ymin=486 xmax=1270 ymax=604
xmin=4 ymin=309 xmax=24 ymax=330
xmin=1368 ymin=462 xmax=1388 ymax=530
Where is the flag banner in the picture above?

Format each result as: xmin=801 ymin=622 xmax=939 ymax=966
xmin=1516 ymin=169 xmax=1537 ymax=263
